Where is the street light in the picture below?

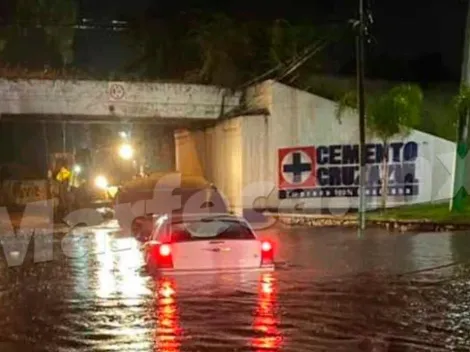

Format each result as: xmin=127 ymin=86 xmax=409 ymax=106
xmin=73 ymin=164 xmax=81 ymax=173
xmin=94 ymin=175 xmax=108 ymax=189
xmin=118 ymin=143 xmax=134 ymax=160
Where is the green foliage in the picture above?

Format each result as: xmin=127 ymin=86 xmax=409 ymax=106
xmin=123 ymin=15 xmax=191 ymax=80
xmin=335 ymin=83 xmax=423 ymax=142
xmin=368 ymin=84 xmax=423 ymax=142
xmin=124 ymin=12 xmax=339 ymax=89
xmin=453 ymin=84 xmax=470 ymax=117
xmin=0 ymin=0 xmax=78 ymax=67
xmin=269 ymin=20 xmax=321 ymax=68
xmin=335 ymin=83 xmax=423 ymax=209
xmin=334 ymin=91 xmax=357 ymax=123
xmin=419 ymin=83 xmax=458 ymax=141
xmin=310 ymin=75 xmax=458 ymax=141
xmin=369 ymin=199 xmax=470 ymax=223
xmin=187 ymin=13 xmax=254 ymax=87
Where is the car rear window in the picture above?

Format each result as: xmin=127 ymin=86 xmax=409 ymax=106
xmin=170 ymin=220 xmax=255 ymax=242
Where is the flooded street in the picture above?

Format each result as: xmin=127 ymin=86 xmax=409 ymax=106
xmin=1 ymin=223 xmax=470 ymax=351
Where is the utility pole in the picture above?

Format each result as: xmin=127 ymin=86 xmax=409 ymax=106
xmin=62 ymin=121 xmax=66 ymax=154
xmin=356 ymin=0 xmax=367 ymax=233
xmin=451 ymin=0 xmax=470 ymax=212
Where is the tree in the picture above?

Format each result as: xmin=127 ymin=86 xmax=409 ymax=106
xmin=267 ymin=20 xmax=345 ymax=87
xmin=335 ymin=84 xmax=423 ymax=209
xmin=123 ymin=11 xmax=256 ymax=86
xmin=269 ymin=20 xmax=325 ymax=83
xmin=122 ymin=12 xmax=195 ymax=80
xmin=0 ymin=0 xmax=78 ymax=68
xmin=122 ymin=11 xmax=342 ymax=89
xmin=450 ymin=84 xmax=470 ymax=210
xmin=186 ymin=13 xmax=254 ymax=88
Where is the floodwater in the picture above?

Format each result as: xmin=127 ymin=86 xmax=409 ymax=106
xmin=1 ymin=222 xmax=470 ymax=351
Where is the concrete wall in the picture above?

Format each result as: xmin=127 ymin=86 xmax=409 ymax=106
xmin=199 ymin=120 xmax=243 ymax=213
xmin=199 ymin=80 xmax=456 ymax=213
xmin=174 ymin=129 xmax=205 ymax=176
xmin=0 ymin=180 xmax=49 ymax=206
xmin=0 ymin=79 xmax=241 ymax=119
xmin=171 ymin=80 xmax=456 ymax=213
xmin=269 ymin=81 xmax=456 ymax=210
xmin=267 ymin=81 xmax=455 ymax=210
xmin=150 ymin=127 xmax=175 ymax=172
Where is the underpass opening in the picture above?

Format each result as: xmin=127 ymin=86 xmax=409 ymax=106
xmin=0 ymin=115 xmax=220 ymax=225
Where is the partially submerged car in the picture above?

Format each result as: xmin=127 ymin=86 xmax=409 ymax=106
xmin=142 ymin=213 xmax=275 ymax=275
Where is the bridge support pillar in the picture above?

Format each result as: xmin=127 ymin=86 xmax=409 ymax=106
xmin=174 ymin=129 xmax=204 ymax=177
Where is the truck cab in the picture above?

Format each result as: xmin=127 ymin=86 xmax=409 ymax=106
xmin=113 ymin=173 xmax=228 ymax=239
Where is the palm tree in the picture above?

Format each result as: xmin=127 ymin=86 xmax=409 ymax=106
xmin=336 ymin=84 xmax=423 ymax=209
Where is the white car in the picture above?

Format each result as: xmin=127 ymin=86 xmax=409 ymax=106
xmin=142 ymin=213 xmax=275 ymax=275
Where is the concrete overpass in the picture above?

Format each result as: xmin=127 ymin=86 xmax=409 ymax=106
xmin=0 ymin=79 xmax=242 ymax=127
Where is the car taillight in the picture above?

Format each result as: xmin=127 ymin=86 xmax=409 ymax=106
xmin=261 ymin=241 xmax=273 ymax=265
xmin=261 ymin=241 xmax=272 ymax=252
xmin=159 ymin=244 xmax=171 ymax=256
xmin=151 ymin=243 xmax=173 ymax=268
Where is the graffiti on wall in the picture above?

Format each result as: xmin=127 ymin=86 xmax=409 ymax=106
xmin=278 ymin=142 xmax=419 ymax=199
xmin=0 ymin=180 xmax=48 ymax=206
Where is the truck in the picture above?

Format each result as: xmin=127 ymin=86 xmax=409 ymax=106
xmin=113 ymin=172 xmax=228 ymax=239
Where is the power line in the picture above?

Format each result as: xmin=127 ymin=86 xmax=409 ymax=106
xmin=239 ymin=24 xmax=350 ymax=90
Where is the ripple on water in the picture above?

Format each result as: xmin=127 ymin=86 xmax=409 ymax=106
xmin=3 ymin=228 xmax=470 ymax=351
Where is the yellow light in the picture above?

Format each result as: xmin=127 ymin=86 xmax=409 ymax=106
xmin=107 ymin=186 xmax=119 ymax=198
xmin=94 ymin=175 xmax=108 ymax=189
xmin=118 ymin=143 xmax=134 ymax=160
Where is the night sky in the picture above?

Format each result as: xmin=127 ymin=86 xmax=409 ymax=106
xmin=76 ymin=0 xmax=467 ymax=82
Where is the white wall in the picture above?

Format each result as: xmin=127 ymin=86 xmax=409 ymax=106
xmin=265 ymin=81 xmax=456 ymax=210
xmin=226 ymin=81 xmax=456 ymax=212
xmin=186 ymin=80 xmax=456 ymax=213
xmin=196 ymin=119 xmax=244 ymax=214
xmin=0 ymin=79 xmax=241 ymax=119
xmin=240 ymin=114 xmax=274 ymax=211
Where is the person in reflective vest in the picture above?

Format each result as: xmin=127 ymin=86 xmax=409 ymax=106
xmin=56 ymin=166 xmax=71 ymax=215
xmin=68 ymin=166 xmax=86 ymax=209
xmin=56 ymin=167 xmax=71 ymax=183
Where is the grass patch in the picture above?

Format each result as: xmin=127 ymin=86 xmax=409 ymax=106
xmin=368 ymin=201 xmax=470 ymax=223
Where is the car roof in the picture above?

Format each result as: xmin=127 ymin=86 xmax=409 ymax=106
xmin=155 ymin=212 xmax=246 ymax=224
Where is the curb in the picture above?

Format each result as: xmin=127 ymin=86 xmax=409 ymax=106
xmin=268 ymin=213 xmax=470 ymax=232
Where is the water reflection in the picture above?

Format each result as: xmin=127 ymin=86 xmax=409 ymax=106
xmin=66 ymin=227 xmax=90 ymax=295
xmin=94 ymin=230 xmax=117 ymax=298
xmin=115 ymin=237 xmax=151 ymax=302
xmin=251 ymin=272 xmax=282 ymax=351
xmin=409 ymin=232 xmax=453 ymax=274
xmin=154 ymin=277 xmax=182 ymax=352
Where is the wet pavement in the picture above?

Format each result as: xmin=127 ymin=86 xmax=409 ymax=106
xmin=1 ymin=222 xmax=470 ymax=351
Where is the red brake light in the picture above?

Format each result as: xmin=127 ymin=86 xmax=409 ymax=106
xmin=148 ymin=243 xmax=173 ymax=269
xmin=261 ymin=241 xmax=272 ymax=252
xmin=159 ymin=244 xmax=171 ymax=256
xmin=261 ymin=241 xmax=273 ymax=265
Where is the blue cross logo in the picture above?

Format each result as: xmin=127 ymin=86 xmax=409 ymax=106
xmin=283 ymin=152 xmax=312 ymax=183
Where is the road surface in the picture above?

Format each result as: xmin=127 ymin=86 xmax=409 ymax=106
xmin=0 ymin=221 xmax=469 ymax=351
